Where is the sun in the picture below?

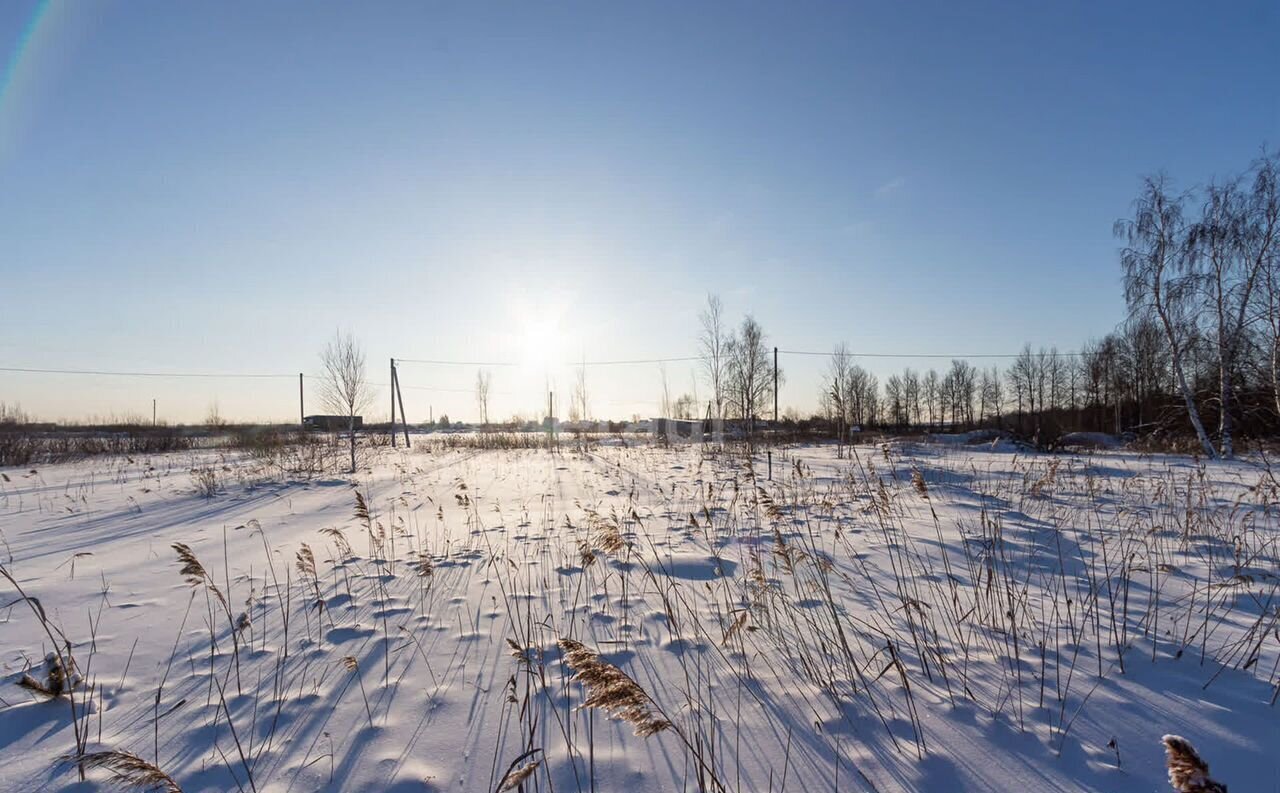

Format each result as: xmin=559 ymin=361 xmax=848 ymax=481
xmin=518 ymin=318 xmax=565 ymax=373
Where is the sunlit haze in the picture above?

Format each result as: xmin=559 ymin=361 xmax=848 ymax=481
xmin=1 ymin=1 xmax=1277 ymax=423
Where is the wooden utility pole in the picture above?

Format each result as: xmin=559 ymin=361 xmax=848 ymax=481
xmin=773 ymin=347 xmax=779 ymax=424
xmin=152 ymin=399 xmax=156 ymax=427
xmin=299 ymin=373 xmax=304 ymax=430
xmin=547 ymin=390 xmax=555 ymax=451
xmin=395 ymin=365 xmax=410 ymax=447
xmin=390 ymin=358 xmax=397 ymax=447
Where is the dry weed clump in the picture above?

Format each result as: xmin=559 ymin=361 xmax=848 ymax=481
xmin=19 ymin=651 xmax=78 ymax=698
xmin=189 ymin=467 xmax=219 ymax=499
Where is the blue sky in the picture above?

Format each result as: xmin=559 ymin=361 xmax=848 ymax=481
xmin=1 ymin=1 xmax=1277 ymax=423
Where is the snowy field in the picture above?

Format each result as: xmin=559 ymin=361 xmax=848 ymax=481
xmin=0 ymin=439 xmax=1277 ymax=792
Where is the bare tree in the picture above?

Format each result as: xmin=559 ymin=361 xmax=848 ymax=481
xmin=822 ymin=344 xmax=853 ymax=455
xmin=0 ymin=402 xmax=29 ymax=425
xmin=1116 ymin=176 xmax=1216 ymax=457
xmin=845 ymin=365 xmax=877 ymax=428
xmin=319 ymin=330 xmax=374 ymax=473
xmin=1252 ymin=153 xmax=1280 ymax=418
xmin=885 ymin=374 xmax=905 ymax=427
xmin=475 ymin=369 xmax=492 ymax=426
xmin=726 ymin=315 xmax=775 ymax=437
xmin=922 ymin=369 xmax=940 ymax=430
xmin=1188 ymin=170 xmax=1272 ymax=457
xmin=1009 ymin=346 xmax=1036 ymax=436
xmin=698 ymin=294 xmax=729 ymax=419
xmin=573 ymin=359 xmax=589 ymax=423
xmin=981 ymin=366 xmax=1003 ymax=426
xmin=902 ymin=368 xmax=921 ymax=427
xmin=945 ymin=359 xmax=978 ymax=428
xmin=205 ymin=400 xmax=227 ymax=431
xmin=672 ymin=393 xmax=696 ymax=419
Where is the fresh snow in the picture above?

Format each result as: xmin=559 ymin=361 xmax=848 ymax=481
xmin=0 ymin=440 xmax=1276 ymax=791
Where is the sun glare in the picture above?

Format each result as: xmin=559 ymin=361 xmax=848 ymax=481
xmin=518 ymin=318 xmax=565 ymax=372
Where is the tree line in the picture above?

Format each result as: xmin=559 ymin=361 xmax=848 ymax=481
xmin=694 ymin=150 xmax=1279 ymax=458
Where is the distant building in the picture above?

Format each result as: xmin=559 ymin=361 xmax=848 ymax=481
xmin=304 ymin=415 xmax=362 ymax=431
xmin=0 ymin=421 xmax=56 ymax=431
xmin=651 ymin=417 xmax=724 ymax=440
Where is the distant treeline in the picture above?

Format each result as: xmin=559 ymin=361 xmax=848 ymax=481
xmin=802 ymin=150 xmax=1280 ymax=456
xmin=0 ymin=423 xmax=318 ymax=467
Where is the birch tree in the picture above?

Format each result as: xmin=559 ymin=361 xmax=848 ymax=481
xmin=1116 ymin=176 xmax=1216 ymax=457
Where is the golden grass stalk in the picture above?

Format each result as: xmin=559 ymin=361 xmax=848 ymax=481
xmin=1161 ymin=735 xmax=1227 ymax=792
xmin=354 ymin=490 xmax=371 ymax=525
xmin=495 ymin=748 xmax=543 ymax=792
xmin=578 ymin=540 xmax=597 ymax=568
xmin=911 ymin=469 xmax=929 ymax=498
xmin=320 ymin=526 xmax=352 ymax=558
xmin=721 ymin=610 xmax=749 ymax=646
xmin=497 ymin=758 xmax=541 ymax=791
xmin=342 ymin=655 xmax=375 ymax=728
xmin=295 ymin=543 xmax=316 ymax=579
xmin=61 ymin=750 xmax=182 ymax=792
xmin=558 ymin=638 xmax=670 ymax=737
xmin=506 ymin=638 xmax=531 ymax=664
xmin=171 ymin=543 xmax=229 ymax=613
xmin=756 ymin=486 xmax=785 ymax=521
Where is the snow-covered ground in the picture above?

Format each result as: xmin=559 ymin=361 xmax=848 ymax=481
xmin=0 ymin=440 xmax=1276 ymax=791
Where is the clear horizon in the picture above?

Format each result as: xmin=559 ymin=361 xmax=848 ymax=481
xmin=2 ymin=1 xmax=1278 ymax=423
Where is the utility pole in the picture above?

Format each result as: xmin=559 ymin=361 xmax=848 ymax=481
xmin=773 ymin=346 xmax=778 ymax=424
xmin=395 ymin=370 xmax=410 ymax=447
xmin=390 ymin=358 xmax=397 ymax=448
xmin=152 ymin=399 xmax=157 ymax=427
xmin=299 ymin=373 xmax=304 ymax=430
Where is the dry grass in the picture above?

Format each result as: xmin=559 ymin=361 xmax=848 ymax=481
xmin=558 ymin=638 xmax=670 ymax=737
xmin=1162 ymin=735 xmax=1228 ymax=792
xmin=4 ymin=442 xmax=1273 ymax=791
xmin=62 ymin=750 xmax=182 ymax=792
xmin=18 ymin=651 xmax=77 ymax=698
xmin=497 ymin=753 xmax=542 ymax=791
xmin=171 ymin=542 xmax=229 ymax=614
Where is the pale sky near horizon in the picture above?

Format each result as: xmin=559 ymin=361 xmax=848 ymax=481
xmin=1 ymin=1 xmax=1278 ymax=424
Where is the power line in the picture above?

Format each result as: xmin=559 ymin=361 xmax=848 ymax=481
xmin=394 ymin=358 xmax=519 ymax=367
xmin=397 ymin=351 xmax=1085 ymax=367
xmin=365 ymin=380 xmax=513 ymax=396
xmin=577 ymin=356 xmax=702 ymax=366
xmin=779 ymin=349 xmax=1083 ymax=359
xmin=395 ymin=355 xmax=704 ymax=368
xmin=2 ymin=345 xmax=1087 ymax=383
xmin=0 ymin=365 xmax=297 ymax=379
